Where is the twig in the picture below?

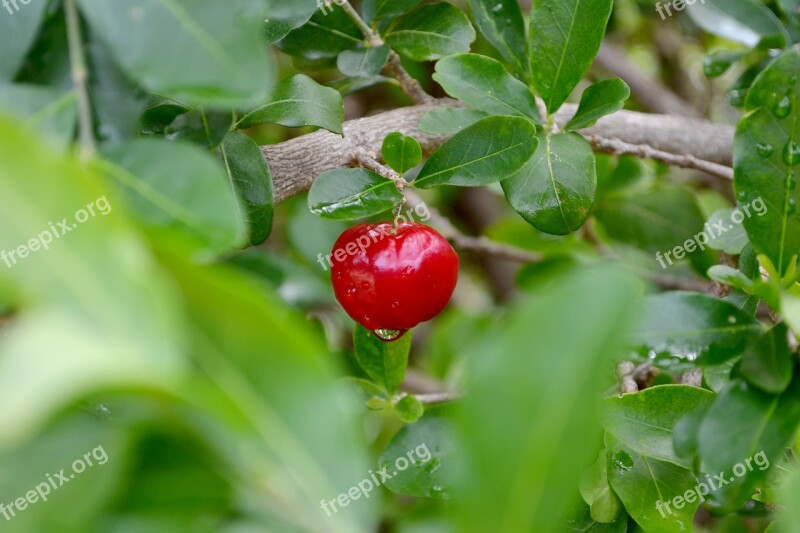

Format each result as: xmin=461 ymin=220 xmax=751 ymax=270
xmin=353 ymin=148 xmax=407 ymax=189
xmin=340 ymin=0 xmax=433 ymax=104
xmin=413 ymin=392 xmax=461 ymax=404
xmin=587 ymin=135 xmax=734 ymax=181
xmin=64 ymin=0 xmax=96 ymax=162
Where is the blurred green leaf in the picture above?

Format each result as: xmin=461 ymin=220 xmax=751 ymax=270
xmin=164 ymin=109 xmax=232 ymax=148
xmin=394 ymin=395 xmax=425 ymax=423
xmin=579 ymin=451 xmax=622 ymax=523
xmin=337 ymin=45 xmax=391 ymax=78
xmin=739 ymin=322 xmax=794 ymax=394
xmin=686 ymin=0 xmax=789 ymax=48
xmin=0 ymin=0 xmax=48 ymax=81
xmin=77 ymin=0 xmax=273 ymax=108
xmin=0 ymin=84 xmax=76 ymax=150
xmin=455 ymin=265 xmax=641 ymax=531
xmin=362 ymin=0 xmax=422 ymax=23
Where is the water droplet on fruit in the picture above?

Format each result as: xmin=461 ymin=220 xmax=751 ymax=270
xmin=756 ymin=143 xmax=774 ymax=158
xmin=373 ymin=329 xmax=407 ymax=342
xmin=361 ymin=281 xmax=371 ymax=290
xmin=784 ymin=141 xmax=800 ymax=166
xmin=774 ymin=95 xmax=792 ymax=118
xmin=391 ymin=301 xmax=400 ymax=309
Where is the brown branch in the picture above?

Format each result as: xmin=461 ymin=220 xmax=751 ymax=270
xmin=587 ymin=135 xmax=734 ymax=181
xmin=263 ymin=99 xmax=735 ymax=203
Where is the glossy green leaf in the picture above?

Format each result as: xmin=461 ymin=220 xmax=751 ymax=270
xmin=0 ymin=84 xmax=76 ymax=151
xmin=218 ymin=131 xmax=274 ymax=245
xmin=385 ymin=3 xmax=476 ymax=62
xmin=361 ymin=0 xmax=422 ymax=22
xmin=502 ymin=132 xmax=596 ymax=235
xmin=567 ymin=504 xmax=629 ymax=532
xmin=634 ymin=292 xmax=763 ymax=366
xmin=603 ymin=385 xmax=715 ymax=467
xmin=237 ymin=74 xmax=344 ymax=134
xmin=734 ymin=49 xmax=800 ymax=275
xmin=382 ymin=132 xmax=423 ymax=174
xmin=739 ymin=322 xmax=794 ymax=394
xmin=308 ymin=168 xmax=404 ymax=220
xmin=432 ymin=53 xmax=540 ymax=122
xmin=686 ymin=0 xmax=789 ymax=48
xmin=418 ymin=106 xmax=488 ymax=135
xmin=353 ymin=324 xmax=412 ymax=394
xmin=99 ymin=139 xmax=246 ymax=254
xmin=455 ymin=266 xmax=641 ymax=531
xmin=579 ymin=451 xmax=623 ymax=523
xmin=467 ymin=0 xmax=528 ymax=79
xmin=0 ymin=0 xmax=48 ymax=81
xmin=606 ymin=436 xmax=698 ymax=533
xmin=530 ymin=0 xmax=614 ymax=113
xmin=277 ymin=4 xmax=363 ymax=59
xmin=165 ymin=109 xmax=233 ymax=148
xmin=337 ymin=45 xmax=391 ymax=78
xmin=698 ymin=378 xmax=800 ymax=510
xmin=414 ymin=116 xmax=537 ymax=189
xmin=565 ymin=78 xmax=631 ymax=131
xmin=380 ymin=413 xmax=457 ymax=498
xmin=76 ymin=0 xmax=273 ymax=108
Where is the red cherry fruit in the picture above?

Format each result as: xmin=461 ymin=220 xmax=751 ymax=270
xmin=330 ymin=222 xmax=459 ymax=340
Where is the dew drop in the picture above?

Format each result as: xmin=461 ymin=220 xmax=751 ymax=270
xmin=391 ymin=301 xmax=401 ymax=310
xmin=788 ymin=198 xmax=797 ymax=215
xmin=774 ymin=95 xmax=792 ymax=118
xmin=373 ymin=329 xmax=407 ymax=342
xmin=787 ymin=173 xmax=797 ymax=190
xmin=756 ymin=143 xmax=774 ymax=158
xmin=736 ymin=190 xmax=747 ymax=201
xmin=784 ymin=141 xmax=800 ymax=166
xmin=611 ymin=451 xmax=634 ymax=472
xmin=424 ymin=457 xmax=442 ymax=473
xmin=428 ymin=485 xmax=448 ymax=498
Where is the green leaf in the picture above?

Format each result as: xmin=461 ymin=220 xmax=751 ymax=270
xmin=634 ymin=292 xmax=763 ymax=366
xmin=703 ymin=50 xmax=747 ymax=79
xmin=734 ymin=49 xmax=800 ymax=275
xmin=414 ymin=116 xmax=537 ymax=189
xmin=237 ymin=74 xmax=344 ymax=134
xmin=703 ymin=208 xmax=749 ymax=254
xmin=418 ymin=106 xmax=488 ymax=135
xmin=579 ymin=451 xmax=623 ymax=523
xmin=0 ymin=84 xmax=77 ymax=151
xmin=708 ymin=265 xmax=754 ymax=292
xmin=379 ymin=413 xmax=457 ymax=498
xmin=393 ymin=395 xmax=424 ymax=423
xmin=778 ymin=472 xmax=800 ymax=530
xmin=698 ymin=378 xmax=800 ymax=510
xmin=385 ymin=3 xmax=476 ymax=62
xmin=164 ymin=109 xmax=233 ymax=149
xmin=686 ymin=0 xmax=789 ymax=48
xmin=0 ymin=0 xmax=48 ymax=81
xmin=337 ymin=45 xmax=391 ymax=78
xmin=76 ymin=0 xmax=273 ymax=108
xmin=672 ymin=402 xmax=712 ymax=460
xmin=432 ymin=53 xmax=540 ymax=122
xmin=502 ymin=132 xmax=596 ymax=235
xmin=353 ymin=324 xmax=412 ymax=394
xmin=594 ymin=186 xmax=709 ymax=259
xmin=218 ymin=131 xmax=274 ymax=246
xmin=467 ymin=0 xmax=528 ymax=79
xmin=261 ymin=0 xmax=319 ymax=20
xmin=455 ymin=265 xmax=641 ymax=531
xmin=530 ymin=0 xmax=614 ymax=113
xmin=382 ymin=132 xmax=423 ymax=174
xmin=603 ymin=385 xmax=715 ymax=467
xmin=565 ymin=78 xmax=631 ymax=131
xmin=277 ymin=5 xmax=363 ymax=59
xmin=739 ymin=323 xmax=794 ymax=394
xmin=606 ymin=436 xmax=698 ymax=533
xmin=308 ymin=168 xmax=404 ymax=220
xmin=362 ymin=0 xmax=422 ymax=23
xmin=99 ymin=139 xmax=246 ymax=254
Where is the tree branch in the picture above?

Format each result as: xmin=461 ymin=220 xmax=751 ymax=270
xmin=263 ymin=98 xmax=735 ymax=203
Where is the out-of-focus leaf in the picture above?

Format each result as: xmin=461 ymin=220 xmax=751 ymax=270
xmin=579 ymin=451 xmax=622 ymax=523
xmin=337 ymin=46 xmax=391 ymax=78
xmin=686 ymin=0 xmax=789 ymax=48
xmin=740 ymin=322 xmax=794 ymax=394
xmin=0 ymin=84 xmax=76 ymax=150
xmin=353 ymin=324 xmax=411 ymax=394
xmin=0 ymin=0 xmax=48 ymax=81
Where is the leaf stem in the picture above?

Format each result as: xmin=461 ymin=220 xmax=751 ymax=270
xmin=64 ymin=0 xmax=96 ymax=162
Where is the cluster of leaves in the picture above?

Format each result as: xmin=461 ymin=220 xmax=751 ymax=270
xmin=2 ymin=0 xmax=800 ymax=532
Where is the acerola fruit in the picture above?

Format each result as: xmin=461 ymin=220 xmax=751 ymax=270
xmin=331 ymin=222 xmax=459 ymax=341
